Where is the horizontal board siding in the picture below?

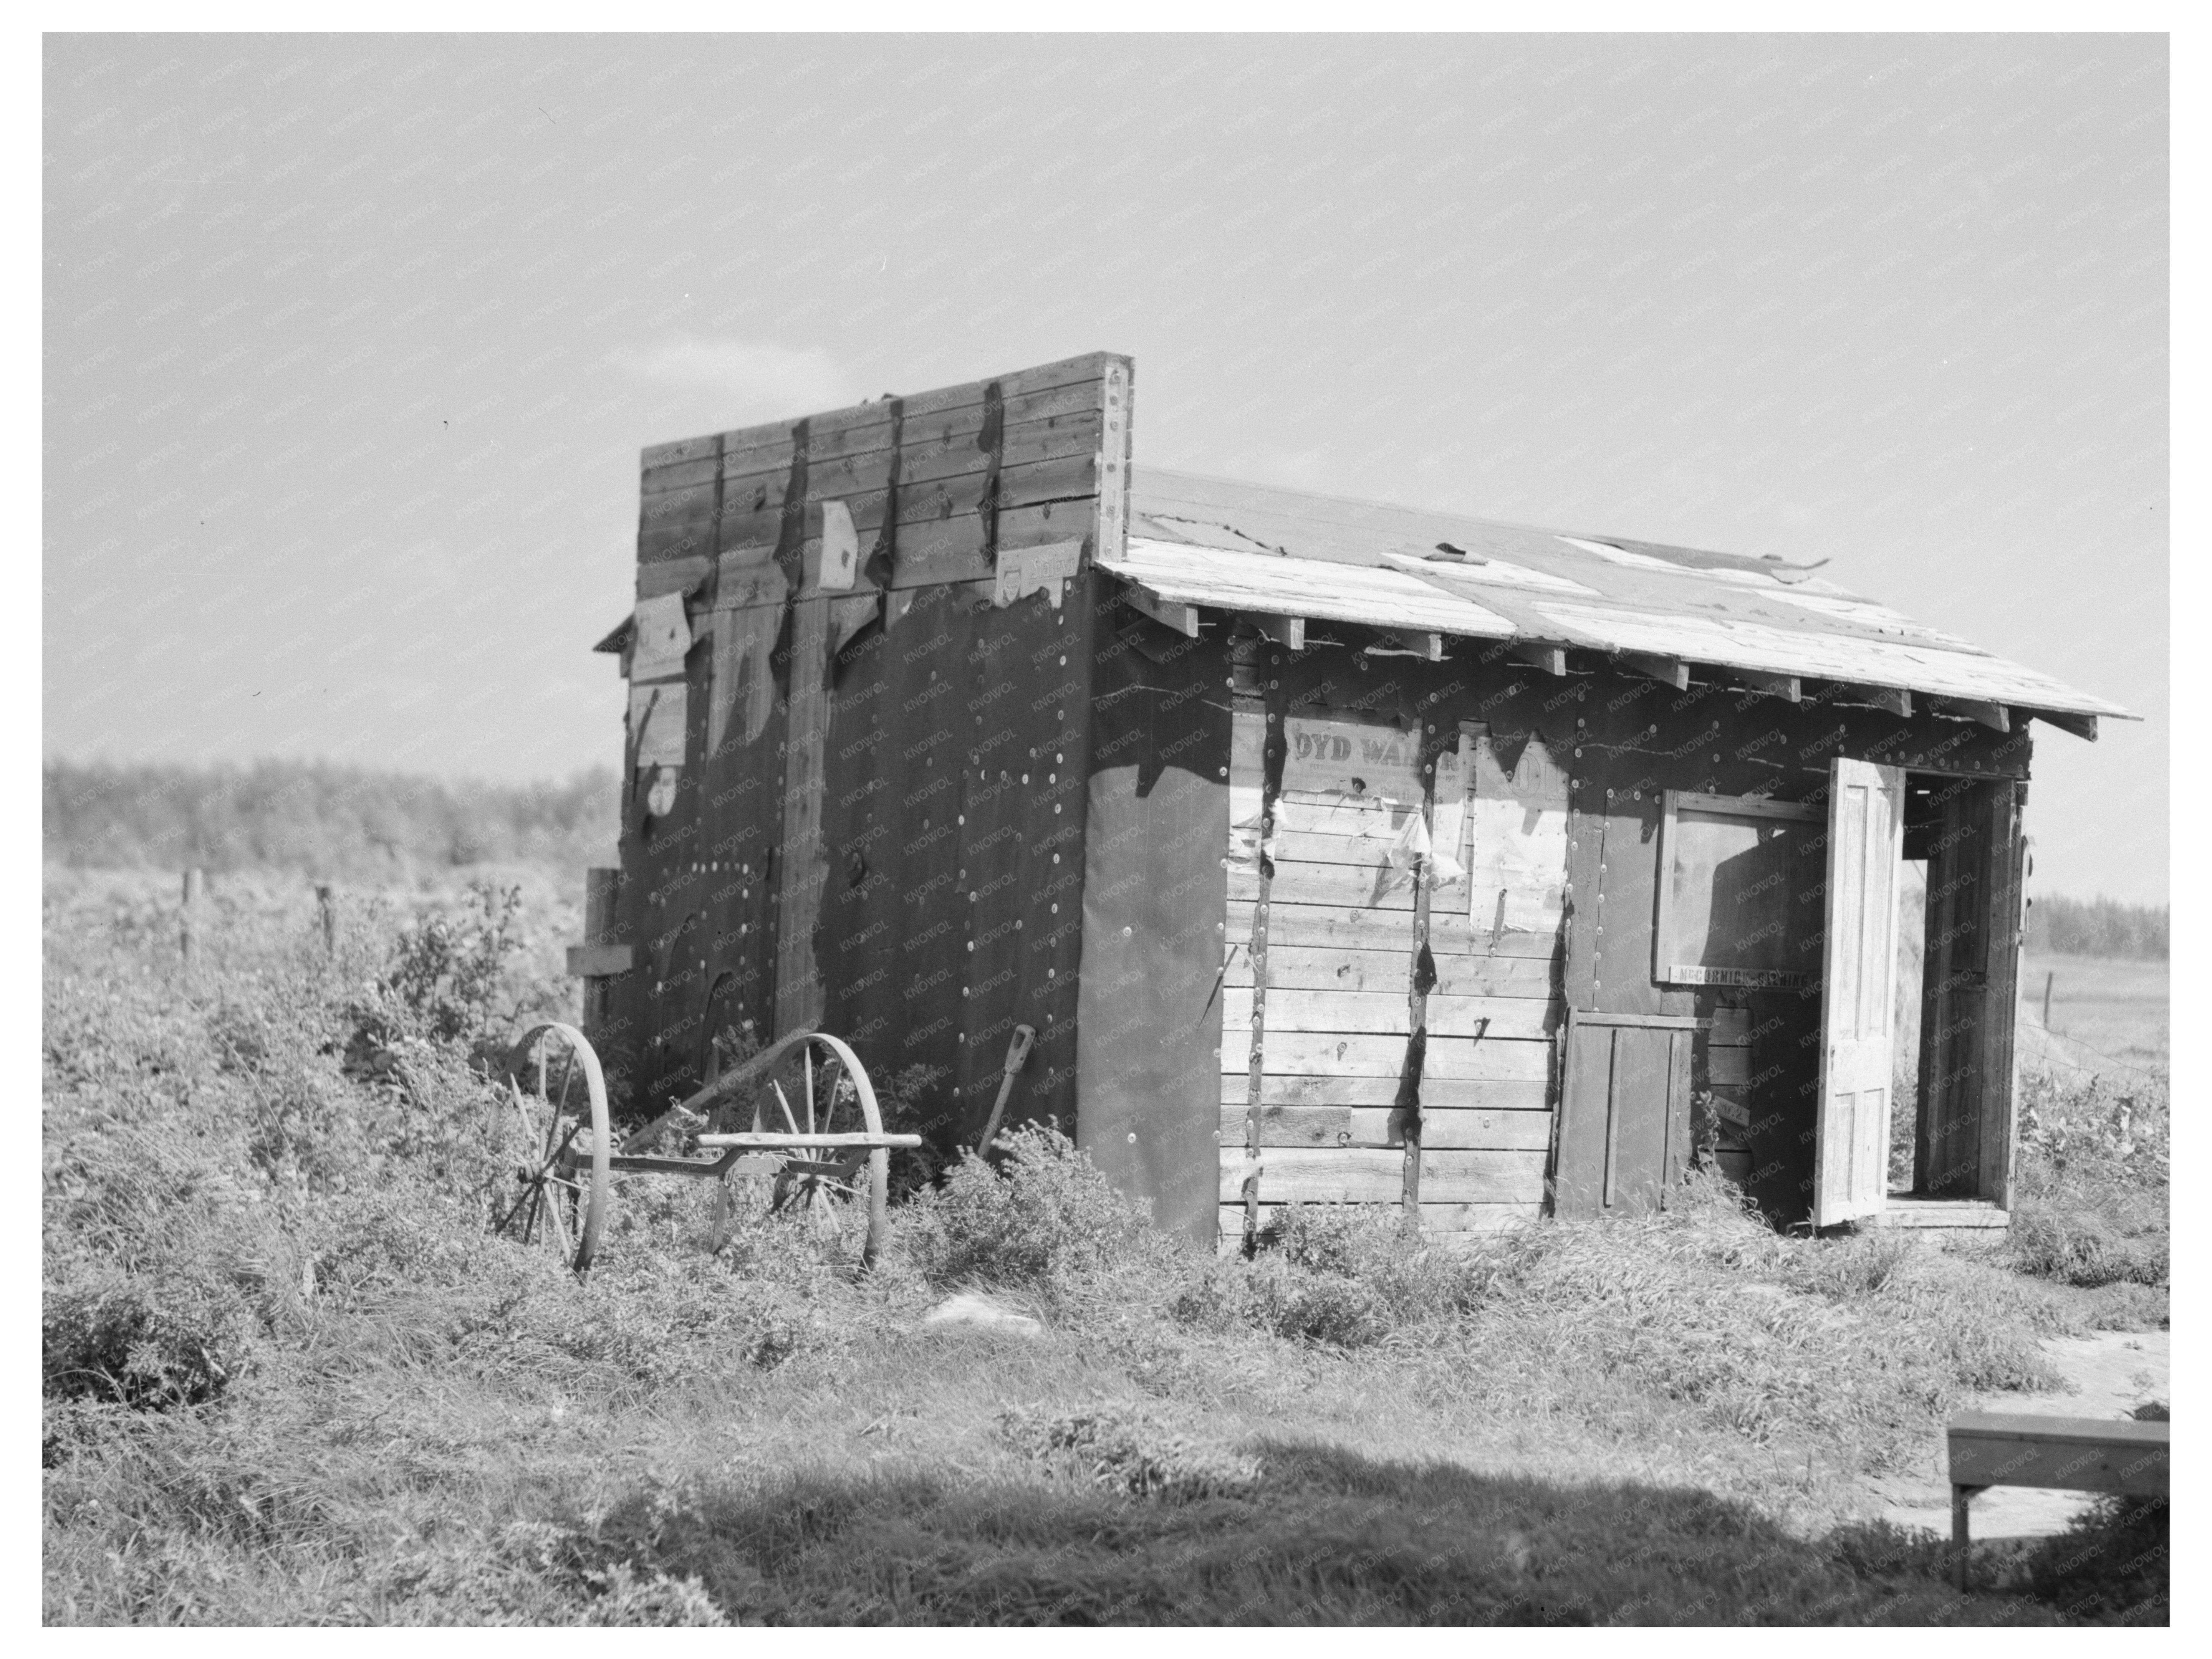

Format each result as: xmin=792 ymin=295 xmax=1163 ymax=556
xmin=1229 ymin=713 xmax=1440 ymax=805
xmin=1220 ymin=1202 xmax=1541 ymax=1240
xmin=1231 ymin=860 xmax=1418 ymax=913
xmin=1695 ymin=1007 xmax=1755 ymax=1123
xmin=717 ymin=450 xmax=1098 ymax=555
xmin=1240 ymin=1030 xmax=1552 ymax=1082
xmin=1228 ymin=901 xmax=1434 ymax=951
xmin=1228 ymin=901 xmax=1560 ymax=961
xmin=1429 ymin=917 xmax=1563 ymax=961
xmin=1266 ymin=825 xmax=1422 ymax=867
xmin=705 ymin=357 xmax=1113 ymax=471
xmin=1221 ymin=1104 xmax=1554 ymax=1151
xmin=1417 ymin=1202 xmax=1545 ymax=1234
xmin=1224 ymin=943 xmax=1556 ymax=997
xmin=710 ymin=382 xmax=1105 ymax=489
xmin=1219 ymin=1074 xmax=1552 ymax=1110
xmin=1221 ymin=988 xmax=1554 ymax=1041
xmin=1230 ymin=787 xmax=1422 ymax=838
xmin=1701 ymin=1045 xmax=1751 ymax=1087
xmin=714 ymin=407 xmax=1103 ymax=519
xmin=1220 ymin=1147 xmax=1547 ymax=1204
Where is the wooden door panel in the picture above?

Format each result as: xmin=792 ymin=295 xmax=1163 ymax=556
xmin=1555 ymin=1013 xmax=1696 ymax=1216
xmin=1813 ymin=758 xmax=1905 ymax=1227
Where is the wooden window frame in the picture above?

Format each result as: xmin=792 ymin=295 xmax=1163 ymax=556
xmin=1653 ymin=789 xmax=1821 ymax=991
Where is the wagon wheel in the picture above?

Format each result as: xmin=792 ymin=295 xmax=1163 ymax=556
xmin=719 ymin=1030 xmax=890 ymax=1264
xmin=495 ymin=1022 xmax=611 ymax=1274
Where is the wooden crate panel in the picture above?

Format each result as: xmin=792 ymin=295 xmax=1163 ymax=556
xmin=718 ymin=450 xmax=1098 ymax=553
xmin=1419 ymin=1202 xmax=1546 ymax=1234
xmin=1229 ymin=711 xmax=1442 ymax=805
xmin=1419 ymin=1150 xmax=1550 ymax=1204
xmin=1421 ymin=1107 xmax=1556 ymax=1151
xmin=641 ymin=455 xmax=721 ymax=495
xmin=1220 ymin=1103 xmax=1392 ymax=1148
xmin=1423 ymin=989 xmax=1562 ymax=1038
xmin=1251 ymin=1030 xmax=1552 ymax=1082
xmin=1221 ymin=1147 xmax=1402 ymax=1203
xmin=1230 ymin=785 xmax=1422 ymax=839
xmin=1423 ymin=911 xmax=1563 ymax=961
xmin=1223 ymin=988 xmax=1552 ymax=1041
xmin=1222 ymin=943 xmax=1557 ymax=998
xmin=1227 ymin=901 xmax=1425 ymax=951
xmin=1221 ymin=1147 xmax=1547 ymax=1205
xmin=1218 ymin=1104 xmax=1553 ymax=1151
xmin=742 ymin=500 xmax=1082 ymax=591
xmin=1219 ymin=1073 xmax=1553 ymax=1111
xmin=1217 ymin=1201 xmax=1543 ymax=1240
xmin=719 ymin=409 xmax=1104 ymax=522
xmin=1699 ymin=1044 xmax=1752 ymax=1087
xmin=715 ymin=361 xmax=1110 ymax=476
xmin=1231 ymin=861 xmax=1418 ymax=913
xmin=1266 ymin=824 xmax=1418 ymax=868
xmin=641 ymin=480 xmax=715 ymax=529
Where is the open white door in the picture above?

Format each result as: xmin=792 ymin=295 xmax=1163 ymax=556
xmin=1812 ymin=757 xmax=1905 ymax=1227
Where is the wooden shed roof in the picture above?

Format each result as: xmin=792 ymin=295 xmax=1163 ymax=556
xmin=1108 ymin=468 xmax=2128 ymax=731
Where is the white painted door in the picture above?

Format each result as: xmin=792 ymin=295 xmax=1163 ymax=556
xmin=1812 ymin=756 xmax=1905 ymax=1227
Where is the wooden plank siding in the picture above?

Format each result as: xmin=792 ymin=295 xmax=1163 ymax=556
xmin=608 ymin=356 xmax=1129 ymax=1165
xmin=1224 ymin=1104 xmax=1554 ymax=1150
xmin=1220 ymin=988 xmax=1555 ymax=1040
xmin=1219 ymin=701 xmax=1572 ymax=1239
xmin=1223 ymin=943 xmax=1557 ymax=997
xmin=1225 ymin=1201 xmax=1541 ymax=1245
xmin=1229 ymin=901 xmax=1560 ymax=957
xmin=1222 ymin=1148 xmax=1549 ymax=1205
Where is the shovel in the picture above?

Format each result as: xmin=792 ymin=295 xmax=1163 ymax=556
xmin=976 ymin=1024 xmax=1038 ymax=1156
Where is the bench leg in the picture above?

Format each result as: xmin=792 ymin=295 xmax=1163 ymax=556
xmin=1951 ymin=1484 xmax=1974 ymax=1591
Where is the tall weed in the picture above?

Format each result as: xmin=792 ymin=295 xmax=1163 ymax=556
xmin=2010 ymin=1068 xmax=2168 ymax=1289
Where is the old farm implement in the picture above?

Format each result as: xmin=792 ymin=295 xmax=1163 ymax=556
xmin=496 ymin=1023 xmax=921 ymax=1273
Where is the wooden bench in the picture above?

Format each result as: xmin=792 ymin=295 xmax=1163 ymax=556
xmin=1947 ymin=1411 xmax=2170 ymax=1589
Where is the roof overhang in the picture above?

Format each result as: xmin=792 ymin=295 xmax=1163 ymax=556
xmin=1104 ymin=471 xmax=2132 ymax=741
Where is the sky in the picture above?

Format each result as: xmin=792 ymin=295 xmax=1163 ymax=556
xmin=41 ymin=32 xmax=2168 ymax=902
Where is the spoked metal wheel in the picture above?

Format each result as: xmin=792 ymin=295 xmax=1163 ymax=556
xmin=495 ymin=1022 xmax=611 ymax=1273
xmin=717 ymin=1030 xmax=889 ymax=1254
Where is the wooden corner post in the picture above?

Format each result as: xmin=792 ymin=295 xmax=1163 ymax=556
xmin=773 ymin=500 xmax=858 ymax=1040
xmin=1240 ymin=664 xmax=1290 ymax=1255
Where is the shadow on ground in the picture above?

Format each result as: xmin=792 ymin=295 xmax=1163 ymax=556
xmin=551 ymin=1440 xmax=2065 ymax=1626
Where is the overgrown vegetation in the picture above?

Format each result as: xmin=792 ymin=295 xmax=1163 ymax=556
xmin=2007 ymin=1069 xmax=2169 ymax=1302
xmin=42 ymin=867 xmax=2165 ymax=1625
xmin=2019 ymin=1403 xmax=2169 ymax=1626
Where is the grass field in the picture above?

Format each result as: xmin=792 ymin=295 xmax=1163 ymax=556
xmin=2019 ymin=953 xmax=2169 ymax=1073
xmin=41 ymin=866 xmax=2168 ymax=1625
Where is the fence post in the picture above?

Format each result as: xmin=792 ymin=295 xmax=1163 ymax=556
xmin=180 ymin=868 xmax=205 ymax=966
xmin=316 ymin=883 xmax=337 ymax=956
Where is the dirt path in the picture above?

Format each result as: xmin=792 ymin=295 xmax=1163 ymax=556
xmin=1871 ymin=1330 xmax=2169 ymax=1539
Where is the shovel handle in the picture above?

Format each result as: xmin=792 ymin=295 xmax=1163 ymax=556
xmin=976 ymin=1023 xmax=1039 ymax=1156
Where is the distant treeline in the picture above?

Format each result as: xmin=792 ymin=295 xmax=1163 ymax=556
xmin=43 ymin=760 xmax=620 ymax=881
xmin=2028 ymin=894 xmax=2168 ymax=960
